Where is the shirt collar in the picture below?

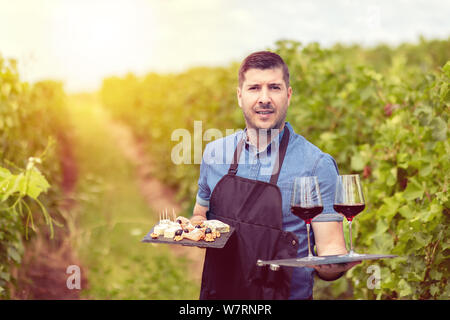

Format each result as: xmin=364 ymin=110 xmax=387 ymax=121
xmin=242 ymin=122 xmax=289 ymax=156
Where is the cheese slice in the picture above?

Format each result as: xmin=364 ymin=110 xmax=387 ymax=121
xmin=164 ymin=226 xmax=179 ymax=238
xmin=154 ymin=224 xmax=167 ymax=236
xmin=204 ymin=220 xmax=230 ymax=233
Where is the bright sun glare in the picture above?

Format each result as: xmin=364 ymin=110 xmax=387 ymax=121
xmin=49 ymin=0 xmax=155 ymax=92
xmin=1 ymin=0 xmax=448 ymax=93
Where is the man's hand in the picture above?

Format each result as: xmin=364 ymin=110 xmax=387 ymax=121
xmin=190 ymin=214 xmax=207 ymax=225
xmin=306 ymin=261 xmax=361 ymax=281
xmin=190 ymin=203 xmax=208 ymax=225
xmin=310 ymin=220 xmax=361 ymax=281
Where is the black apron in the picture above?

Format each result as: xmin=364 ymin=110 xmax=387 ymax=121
xmin=200 ymin=128 xmax=299 ymax=300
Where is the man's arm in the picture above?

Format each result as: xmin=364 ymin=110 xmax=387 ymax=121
xmin=192 ymin=141 xmax=211 ymax=225
xmin=312 ymin=220 xmax=347 ymax=256
xmin=304 ymin=154 xmax=361 ymax=280
xmin=191 ymin=203 xmax=208 ymax=225
xmin=310 ymin=220 xmax=360 ymax=280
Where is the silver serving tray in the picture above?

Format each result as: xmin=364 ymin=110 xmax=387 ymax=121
xmin=257 ymin=253 xmax=398 ymax=267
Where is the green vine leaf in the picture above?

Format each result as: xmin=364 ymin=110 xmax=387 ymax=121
xmin=402 ymin=178 xmax=424 ymax=201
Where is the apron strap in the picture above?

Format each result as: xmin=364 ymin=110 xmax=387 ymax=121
xmin=228 ymin=125 xmax=290 ymax=185
xmin=269 ymin=128 xmax=290 ymax=185
xmin=228 ymin=137 xmax=245 ymax=175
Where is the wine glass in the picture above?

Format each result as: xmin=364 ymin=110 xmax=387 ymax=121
xmin=333 ymin=174 xmax=365 ymax=257
xmin=291 ymin=176 xmax=324 ymax=261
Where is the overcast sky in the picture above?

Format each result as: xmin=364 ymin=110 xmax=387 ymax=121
xmin=1 ymin=0 xmax=449 ymax=92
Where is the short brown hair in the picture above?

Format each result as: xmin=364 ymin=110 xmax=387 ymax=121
xmin=238 ymin=51 xmax=290 ymax=88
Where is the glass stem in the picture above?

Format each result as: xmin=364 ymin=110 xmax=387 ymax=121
xmin=306 ymin=223 xmax=313 ymax=258
xmin=348 ymin=220 xmax=354 ymax=255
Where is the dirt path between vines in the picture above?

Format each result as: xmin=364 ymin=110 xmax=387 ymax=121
xmin=11 ymin=109 xmax=204 ymax=299
xmin=105 ymin=120 xmax=205 ymax=282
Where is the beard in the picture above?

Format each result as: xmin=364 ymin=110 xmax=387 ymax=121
xmin=242 ymin=103 xmax=287 ymax=133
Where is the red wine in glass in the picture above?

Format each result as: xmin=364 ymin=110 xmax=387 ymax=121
xmin=291 ymin=205 xmax=324 ymax=224
xmin=334 ymin=174 xmax=365 ymax=256
xmin=333 ymin=204 xmax=365 ymax=221
xmin=291 ymin=176 xmax=324 ymax=260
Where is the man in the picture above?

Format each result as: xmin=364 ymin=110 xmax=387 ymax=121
xmin=192 ymin=51 xmax=359 ymax=300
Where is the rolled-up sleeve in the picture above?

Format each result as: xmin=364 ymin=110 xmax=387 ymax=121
xmin=313 ymin=153 xmax=340 ymax=215
xmin=196 ymin=145 xmax=211 ymax=208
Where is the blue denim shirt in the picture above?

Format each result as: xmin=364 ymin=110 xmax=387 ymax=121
xmin=196 ymin=122 xmax=340 ymax=299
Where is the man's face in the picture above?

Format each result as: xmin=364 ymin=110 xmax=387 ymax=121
xmin=237 ymin=67 xmax=292 ymax=132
